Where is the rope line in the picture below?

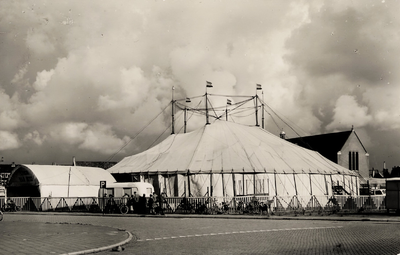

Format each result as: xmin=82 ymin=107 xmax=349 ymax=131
xmin=106 ymin=103 xmax=170 ymax=162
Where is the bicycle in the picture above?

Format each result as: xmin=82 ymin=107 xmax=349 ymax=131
xmin=119 ymin=204 xmax=129 ymax=214
xmin=1 ymin=203 xmax=20 ymax=212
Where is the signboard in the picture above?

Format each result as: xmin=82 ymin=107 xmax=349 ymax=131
xmin=100 ymin=180 xmax=107 ymax=189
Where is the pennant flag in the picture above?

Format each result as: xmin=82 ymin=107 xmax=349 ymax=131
xmin=206 ymin=81 xmax=213 ymax=88
xmin=227 ymin=99 xmax=232 ymax=105
xmin=256 ymin=84 xmax=262 ymax=90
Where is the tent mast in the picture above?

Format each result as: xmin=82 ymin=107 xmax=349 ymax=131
xmin=184 ymin=107 xmax=187 ymax=133
xmin=67 ymin=157 xmax=76 ymax=198
xmin=184 ymin=97 xmax=191 ymax=133
xmin=226 ymin=98 xmax=231 ymax=121
xmin=206 ymin=81 xmax=213 ymax=125
xmin=255 ymin=84 xmax=262 ymax=127
xmin=206 ymin=91 xmax=209 ymax=125
xmin=262 ymin=91 xmax=265 ymax=129
xmin=67 ymin=167 xmax=71 ymax=197
xmin=171 ymin=86 xmax=175 ymax=134
xmin=255 ymin=95 xmax=259 ymax=127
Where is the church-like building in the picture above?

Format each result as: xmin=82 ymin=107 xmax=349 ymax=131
xmin=286 ymin=128 xmax=369 ymax=179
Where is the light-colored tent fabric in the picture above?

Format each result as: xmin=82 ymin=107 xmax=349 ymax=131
xmin=108 ymin=120 xmax=359 ymax=198
xmin=110 ymin=121 xmax=357 ymax=175
xmin=8 ymin=164 xmax=116 ymax=197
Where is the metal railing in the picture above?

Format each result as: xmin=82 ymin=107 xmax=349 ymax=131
xmin=0 ymin=194 xmax=389 ymax=215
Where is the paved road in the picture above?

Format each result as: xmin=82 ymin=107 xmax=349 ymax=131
xmin=94 ymin=216 xmax=400 ymax=255
xmin=2 ymin=213 xmax=400 ymax=254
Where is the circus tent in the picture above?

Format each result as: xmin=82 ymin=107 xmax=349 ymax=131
xmin=7 ymin=164 xmax=116 ymax=197
xmin=108 ymin=120 xmax=359 ymax=199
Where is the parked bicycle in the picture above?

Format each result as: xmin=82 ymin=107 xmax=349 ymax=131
xmin=2 ymin=199 xmax=20 ymax=212
xmin=102 ymin=195 xmax=129 ymax=214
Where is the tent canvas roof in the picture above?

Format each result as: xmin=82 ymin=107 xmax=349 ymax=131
xmin=108 ymin=121 xmax=357 ymax=176
xmin=17 ymin=164 xmax=116 ymax=186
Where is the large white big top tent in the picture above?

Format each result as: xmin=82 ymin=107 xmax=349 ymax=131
xmin=108 ymin=120 xmax=359 ymax=200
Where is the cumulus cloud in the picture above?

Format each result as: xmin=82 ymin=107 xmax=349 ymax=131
xmin=78 ymin=124 xmax=131 ymax=155
xmin=33 ymin=69 xmax=54 ymax=91
xmin=23 ymin=130 xmax=45 ymax=146
xmin=98 ymin=66 xmax=151 ymax=111
xmin=326 ymin=95 xmax=372 ymax=131
xmin=0 ymin=0 xmax=398 ymax=168
xmin=26 ymin=31 xmax=55 ymax=56
xmin=0 ymin=131 xmax=20 ymax=150
xmin=49 ymin=122 xmax=130 ymax=155
xmin=283 ymin=1 xmax=400 ymax=168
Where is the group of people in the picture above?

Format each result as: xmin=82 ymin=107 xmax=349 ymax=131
xmin=103 ymin=191 xmax=166 ymax=214
xmin=124 ymin=192 xmax=165 ymax=215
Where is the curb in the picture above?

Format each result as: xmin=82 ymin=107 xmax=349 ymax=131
xmin=10 ymin=211 xmax=400 ymax=222
xmin=62 ymin=230 xmax=133 ymax=255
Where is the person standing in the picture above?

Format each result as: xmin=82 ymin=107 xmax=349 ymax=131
xmin=148 ymin=194 xmax=154 ymax=214
xmin=132 ymin=192 xmax=139 ymax=213
xmin=152 ymin=192 xmax=158 ymax=203
xmin=157 ymin=193 xmax=165 ymax=215
xmin=139 ymin=194 xmax=146 ymax=214
xmin=128 ymin=195 xmax=133 ymax=213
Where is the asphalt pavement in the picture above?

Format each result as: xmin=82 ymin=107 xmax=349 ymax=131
xmin=1 ymin=211 xmax=400 ymax=254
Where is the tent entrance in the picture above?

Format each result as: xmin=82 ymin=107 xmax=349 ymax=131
xmin=7 ymin=186 xmax=40 ymax=197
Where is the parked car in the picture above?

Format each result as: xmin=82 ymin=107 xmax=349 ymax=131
xmin=370 ymin=189 xmax=386 ymax=195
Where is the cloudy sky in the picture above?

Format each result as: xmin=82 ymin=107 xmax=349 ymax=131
xmin=0 ymin=0 xmax=399 ymax=169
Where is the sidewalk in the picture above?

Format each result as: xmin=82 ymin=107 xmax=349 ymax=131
xmin=142 ymin=212 xmax=400 ymax=222
xmin=0 ymin=218 xmax=132 ymax=255
xmin=8 ymin=210 xmax=400 ymax=222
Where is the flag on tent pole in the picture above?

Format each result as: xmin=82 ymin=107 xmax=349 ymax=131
xmin=256 ymin=84 xmax=262 ymax=90
xmin=227 ymin=99 xmax=232 ymax=105
xmin=206 ymin=81 xmax=213 ymax=88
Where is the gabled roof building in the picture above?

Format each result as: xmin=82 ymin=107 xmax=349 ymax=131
xmin=287 ymin=129 xmax=369 ymax=179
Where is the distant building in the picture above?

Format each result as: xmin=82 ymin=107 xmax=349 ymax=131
xmin=370 ymin=167 xmax=384 ymax=178
xmin=286 ymin=128 xmax=369 ymax=179
xmin=75 ymin=161 xmax=117 ymax=170
xmin=391 ymin=166 xmax=400 ymax=177
xmin=54 ymin=161 xmax=117 ymax=170
xmin=0 ymin=163 xmax=17 ymax=186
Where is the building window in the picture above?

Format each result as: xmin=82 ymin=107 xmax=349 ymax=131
xmin=348 ymin=152 xmax=351 ymax=169
xmin=355 ymin=152 xmax=359 ymax=170
xmin=348 ymin=151 xmax=359 ymax=170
